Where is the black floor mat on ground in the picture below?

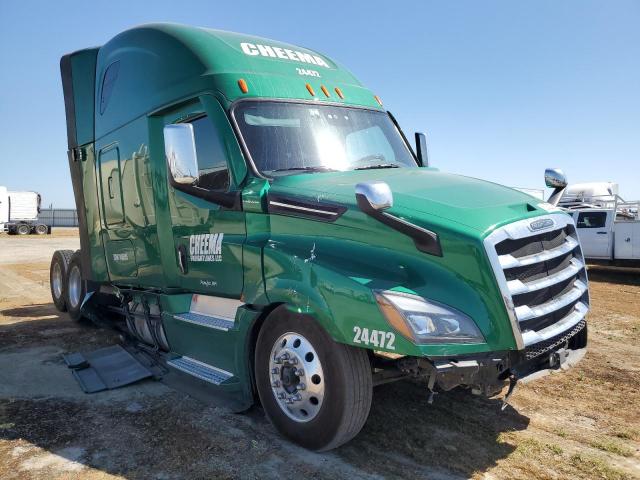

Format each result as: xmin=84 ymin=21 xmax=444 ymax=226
xmin=64 ymin=344 xmax=154 ymax=393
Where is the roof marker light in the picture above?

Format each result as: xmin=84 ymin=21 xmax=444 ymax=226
xmin=305 ymin=83 xmax=315 ymax=97
xmin=321 ymin=85 xmax=330 ymax=97
xmin=374 ymin=95 xmax=383 ymax=106
xmin=238 ymin=79 xmax=248 ymax=94
xmin=334 ymin=87 xmax=344 ymax=99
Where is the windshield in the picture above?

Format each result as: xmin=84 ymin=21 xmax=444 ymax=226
xmin=234 ymin=101 xmax=417 ymax=176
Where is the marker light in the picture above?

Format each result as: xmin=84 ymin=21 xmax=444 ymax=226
xmin=334 ymin=87 xmax=344 ymax=99
xmin=305 ymin=83 xmax=315 ymax=97
xmin=374 ymin=95 xmax=383 ymax=106
xmin=238 ymin=79 xmax=248 ymax=94
xmin=321 ymin=85 xmax=330 ymax=97
xmin=375 ymin=290 xmax=485 ymax=344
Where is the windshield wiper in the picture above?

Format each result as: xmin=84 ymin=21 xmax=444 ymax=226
xmin=270 ymin=166 xmax=337 ymax=173
xmin=354 ymin=163 xmax=400 ymax=170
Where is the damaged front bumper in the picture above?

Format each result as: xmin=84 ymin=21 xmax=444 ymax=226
xmin=385 ymin=319 xmax=588 ymax=400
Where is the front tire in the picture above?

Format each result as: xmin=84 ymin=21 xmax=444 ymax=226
xmin=255 ymin=307 xmax=372 ymax=451
xmin=64 ymin=251 xmax=86 ymax=321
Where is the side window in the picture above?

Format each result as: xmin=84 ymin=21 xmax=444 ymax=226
xmin=190 ymin=116 xmax=230 ymax=192
xmin=576 ymin=211 xmax=607 ymax=228
xmin=100 ymin=61 xmax=120 ymax=115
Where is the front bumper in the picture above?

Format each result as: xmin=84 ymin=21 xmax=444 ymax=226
xmin=395 ymin=319 xmax=588 ymax=396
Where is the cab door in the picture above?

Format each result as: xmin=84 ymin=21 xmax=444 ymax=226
xmin=164 ymin=100 xmax=245 ymax=299
xmin=574 ymin=210 xmax=612 ymax=259
xmin=97 ymin=144 xmax=138 ymax=279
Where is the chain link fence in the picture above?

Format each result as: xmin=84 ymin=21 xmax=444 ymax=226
xmin=38 ymin=208 xmax=79 ymax=227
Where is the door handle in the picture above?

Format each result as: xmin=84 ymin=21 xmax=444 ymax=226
xmin=626 ymin=237 xmax=631 ymax=243
xmin=596 ymin=231 xmax=608 ymax=235
xmin=108 ymin=176 xmax=115 ymax=199
xmin=177 ymin=245 xmax=188 ymax=274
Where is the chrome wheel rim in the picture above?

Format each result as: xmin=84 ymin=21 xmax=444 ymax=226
xmin=269 ymin=332 xmax=325 ymax=423
xmin=52 ymin=262 xmax=63 ymax=299
xmin=68 ymin=265 xmax=82 ymax=309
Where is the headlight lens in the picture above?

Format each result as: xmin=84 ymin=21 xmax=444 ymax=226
xmin=375 ymin=290 xmax=485 ymax=344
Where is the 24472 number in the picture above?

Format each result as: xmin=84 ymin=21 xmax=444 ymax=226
xmin=353 ymin=326 xmax=395 ymax=350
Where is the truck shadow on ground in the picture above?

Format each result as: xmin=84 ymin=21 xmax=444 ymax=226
xmin=0 ymin=388 xmax=529 ymax=480
xmin=1 ymin=303 xmax=62 ymax=319
xmin=0 ymin=312 xmax=529 ymax=479
xmin=337 ymin=379 xmax=529 ymax=477
xmin=0 ymin=304 xmax=118 ymax=351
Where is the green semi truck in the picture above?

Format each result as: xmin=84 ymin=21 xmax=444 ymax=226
xmin=52 ymin=23 xmax=589 ymax=450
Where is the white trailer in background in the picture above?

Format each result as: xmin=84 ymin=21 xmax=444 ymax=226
xmin=556 ymin=182 xmax=640 ymax=265
xmin=0 ymin=186 xmax=50 ymax=235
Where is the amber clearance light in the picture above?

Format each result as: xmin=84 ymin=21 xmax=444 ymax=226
xmin=305 ymin=83 xmax=316 ymax=97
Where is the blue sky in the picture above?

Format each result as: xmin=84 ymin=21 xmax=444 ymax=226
xmin=0 ymin=0 xmax=638 ymax=207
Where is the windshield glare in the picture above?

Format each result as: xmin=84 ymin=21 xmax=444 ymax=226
xmin=234 ymin=102 xmax=417 ymax=175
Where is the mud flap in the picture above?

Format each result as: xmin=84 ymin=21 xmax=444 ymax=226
xmin=64 ymin=345 xmax=154 ymax=393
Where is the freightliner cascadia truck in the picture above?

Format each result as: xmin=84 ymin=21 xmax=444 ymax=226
xmin=53 ymin=24 xmax=590 ymax=450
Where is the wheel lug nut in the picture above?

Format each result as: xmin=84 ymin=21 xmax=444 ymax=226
xmin=279 ymin=353 xmax=290 ymax=362
xmin=295 ymin=368 xmax=304 ymax=377
xmin=271 ymin=367 xmax=280 ymax=374
xmin=298 ymin=382 xmax=306 ymax=390
xmin=272 ymin=380 xmax=281 ymax=387
xmin=292 ymin=394 xmax=302 ymax=402
xmin=277 ymin=392 xmax=286 ymax=399
xmin=290 ymin=357 xmax=298 ymax=365
xmin=285 ymin=397 xmax=294 ymax=404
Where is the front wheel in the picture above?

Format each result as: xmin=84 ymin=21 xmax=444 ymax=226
xmin=255 ymin=307 xmax=372 ymax=451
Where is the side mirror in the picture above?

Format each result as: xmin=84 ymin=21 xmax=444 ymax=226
xmin=544 ymin=168 xmax=567 ymax=188
xmin=415 ymin=132 xmax=429 ymax=167
xmin=355 ymin=181 xmax=393 ymax=211
xmin=164 ymin=124 xmax=199 ymax=185
xmin=545 ymin=168 xmax=568 ymax=207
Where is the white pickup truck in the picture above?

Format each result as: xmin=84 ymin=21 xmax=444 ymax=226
xmin=556 ymin=182 xmax=639 ymax=265
xmin=0 ymin=186 xmax=50 ymax=235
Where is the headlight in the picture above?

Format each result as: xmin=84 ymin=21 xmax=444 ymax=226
xmin=375 ymin=290 xmax=485 ymax=344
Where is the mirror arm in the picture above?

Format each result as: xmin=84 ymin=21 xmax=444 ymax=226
xmin=355 ymin=193 xmax=442 ymax=257
xmin=547 ymin=187 xmax=567 ymax=207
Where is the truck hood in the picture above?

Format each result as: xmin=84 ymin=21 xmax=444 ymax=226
xmin=269 ymin=168 xmax=547 ymax=234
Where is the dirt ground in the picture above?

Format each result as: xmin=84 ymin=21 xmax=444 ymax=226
xmin=0 ymin=232 xmax=638 ymax=480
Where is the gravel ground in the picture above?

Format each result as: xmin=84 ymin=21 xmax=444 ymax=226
xmin=0 ymin=228 xmax=79 ymax=265
xmin=0 ymin=234 xmax=638 ymax=479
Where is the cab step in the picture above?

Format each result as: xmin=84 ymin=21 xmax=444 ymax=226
xmin=173 ymin=312 xmax=234 ymax=331
xmin=166 ymin=356 xmax=233 ymax=385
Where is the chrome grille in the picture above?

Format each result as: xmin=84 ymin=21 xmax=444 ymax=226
xmin=484 ymin=214 xmax=590 ymax=348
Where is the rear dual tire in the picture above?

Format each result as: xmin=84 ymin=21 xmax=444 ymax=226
xmin=255 ymin=307 xmax=372 ymax=451
xmin=65 ymin=252 xmax=86 ymax=321
xmin=50 ymin=250 xmax=85 ymax=320
xmin=50 ymin=250 xmax=74 ymax=311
